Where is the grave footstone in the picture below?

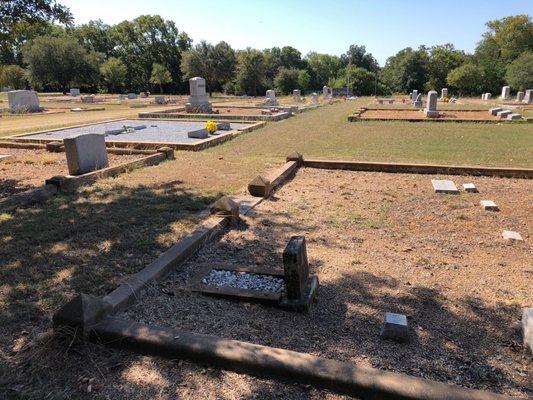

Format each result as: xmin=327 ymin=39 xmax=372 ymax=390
xmin=523 ymin=308 xmax=533 ymax=354
xmin=440 ymin=88 xmax=448 ymax=99
xmin=380 ymin=312 xmax=409 ymax=342
xmin=187 ymin=128 xmax=209 ymax=139
xmin=424 ymin=90 xmax=439 ymax=117
xmin=502 ymin=230 xmax=523 ymax=242
xmin=480 ymin=200 xmax=499 ymax=211
xmin=216 ymin=122 xmax=231 ymax=130
xmin=501 ymin=86 xmax=510 ymax=100
xmin=8 ymin=90 xmax=41 ymax=112
xmin=185 ymin=77 xmax=212 ymax=113
xmin=279 ymin=236 xmax=319 ymax=312
xmin=431 ymin=179 xmax=459 ymax=194
xmin=463 ymin=183 xmax=478 ymax=193
xmin=489 ymin=107 xmax=502 ymax=116
xmin=63 ymin=133 xmax=109 ymax=175
xmin=70 ymin=88 xmax=80 ymax=97
xmin=497 ymin=110 xmax=512 ymax=119
xmin=507 ymin=113 xmax=522 ymax=120
xmin=516 ymin=91 xmax=524 ymax=102
xmin=523 ymin=89 xmax=532 ymax=104
xmin=211 ymin=196 xmax=239 ymax=221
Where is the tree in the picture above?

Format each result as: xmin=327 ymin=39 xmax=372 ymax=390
xmin=280 ymin=46 xmax=304 ymax=69
xmin=341 ymin=44 xmax=379 ymax=72
xmin=505 ymin=52 xmax=533 ymax=91
xmin=235 ymin=48 xmax=266 ymax=96
xmin=100 ymin=57 xmax=127 ymax=93
xmin=381 ymin=46 xmax=428 ymax=93
xmin=0 ymin=64 xmax=26 ymax=89
xmin=306 ymin=52 xmax=343 ymax=88
xmin=22 ymin=35 xmax=100 ymax=91
xmin=447 ymin=64 xmax=484 ymax=95
xmin=297 ymin=70 xmax=310 ymax=91
xmin=0 ymin=0 xmax=72 ymax=40
xmin=263 ymin=47 xmax=282 ymax=83
xmin=72 ymin=20 xmax=116 ymax=57
xmin=426 ymin=44 xmax=466 ymax=90
xmin=111 ymin=15 xmax=191 ymax=92
xmin=150 ymin=63 xmax=172 ymax=93
xmin=274 ymin=68 xmax=300 ymax=94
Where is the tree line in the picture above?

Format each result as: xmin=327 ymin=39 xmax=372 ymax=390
xmin=0 ymin=1 xmax=531 ymax=96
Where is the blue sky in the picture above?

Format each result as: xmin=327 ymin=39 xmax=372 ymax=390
xmin=61 ymin=0 xmax=532 ymax=65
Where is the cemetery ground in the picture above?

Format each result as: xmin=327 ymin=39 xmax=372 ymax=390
xmin=0 ymin=99 xmax=532 ymax=398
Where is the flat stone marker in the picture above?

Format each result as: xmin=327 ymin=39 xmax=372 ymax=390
xmin=64 ymin=133 xmax=109 ymax=175
xmin=523 ymin=308 xmax=533 ymax=354
xmin=502 ymin=230 xmax=523 ymax=242
xmin=216 ymin=122 xmax=231 ymax=130
xmin=431 ymin=179 xmax=459 ymax=194
xmin=507 ymin=113 xmax=522 ymax=120
xmin=0 ymin=155 xmax=12 ymax=162
xmin=480 ymin=200 xmax=499 ymax=211
xmin=489 ymin=107 xmax=502 ymax=116
xmin=497 ymin=110 xmax=512 ymax=118
xmin=187 ymin=128 xmax=209 ymax=139
xmin=463 ymin=183 xmax=478 ymax=193
xmin=380 ymin=312 xmax=409 ymax=342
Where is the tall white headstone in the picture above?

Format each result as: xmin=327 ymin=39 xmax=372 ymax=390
xmin=185 ymin=77 xmax=212 ymax=113
xmin=7 ymin=90 xmax=40 ymax=112
xmin=411 ymin=90 xmax=418 ymax=102
xmin=501 ymin=86 xmax=510 ymax=100
xmin=425 ymin=91 xmax=439 ymax=117
xmin=524 ymin=89 xmax=532 ymax=104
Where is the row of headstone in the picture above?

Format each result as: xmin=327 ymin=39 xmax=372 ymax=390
xmin=7 ymin=90 xmax=41 ymax=112
xmin=489 ymin=107 xmax=522 ymax=120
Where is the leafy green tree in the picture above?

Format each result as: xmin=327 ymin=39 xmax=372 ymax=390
xmin=100 ymin=57 xmax=127 ymax=93
xmin=305 ymin=52 xmax=343 ymax=88
xmin=280 ymin=46 xmax=305 ymax=69
xmin=447 ymin=64 xmax=484 ymax=95
xmin=0 ymin=64 xmax=26 ymax=89
xmin=341 ymin=44 xmax=379 ymax=72
xmin=150 ymin=62 xmax=172 ymax=93
xmin=181 ymin=41 xmax=235 ymax=95
xmin=426 ymin=44 xmax=466 ymax=90
xmin=274 ymin=68 xmax=299 ymax=94
xmin=111 ymin=15 xmax=191 ymax=92
xmin=297 ymin=70 xmax=310 ymax=91
xmin=72 ymin=20 xmax=116 ymax=57
xmin=23 ymin=35 xmax=101 ymax=91
xmin=235 ymin=48 xmax=266 ymax=96
xmin=381 ymin=46 xmax=429 ymax=93
xmin=505 ymin=52 xmax=533 ymax=91
xmin=263 ymin=47 xmax=282 ymax=83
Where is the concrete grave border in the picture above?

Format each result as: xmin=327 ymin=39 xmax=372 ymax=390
xmin=5 ymin=118 xmax=266 ymax=151
xmin=52 ymin=153 xmax=522 ymax=399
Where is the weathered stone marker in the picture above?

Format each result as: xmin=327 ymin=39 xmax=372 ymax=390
xmin=70 ymin=88 xmax=80 ymax=96
xmin=501 ymin=86 xmax=510 ymax=100
xmin=323 ymin=85 xmax=330 ymax=97
xmin=248 ymin=175 xmax=271 ymax=198
xmin=8 ymin=90 xmax=41 ymax=112
xmin=463 ymin=183 xmax=478 ymax=193
xmin=185 ymin=77 xmax=212 ymax=113
xmin=507 ymin=113 xmax=522 ymax=120
xmin=431 ymin=179 xmax=459 ymax=194
xmin=424 ymin=90 xmax=439 ymax=117
xmin=489 ymin=107 xmax=503 ymax=116
xmin=311 ymin=92 xmax=318 ymax=105
xmin=128 ymin=93 xmax=137 ymax=99
xmin=516 ymin=91 xmax=524 ymax=102
xmin=413 ymin=93 xmax=422 ymax=108
xmin=411 ymin=90 xmax=418 ymax=102
xmin=502 ymin=230 xmax=523 ymax=242
xmin=211 ymin=196 xmax=239 ymax=222
xmin=280 ymin=236 xmax=319 ymax=312
xmin=380 ymin=312 xmax=409 ymax=342
xmin=81 ymin=95 xmax=94 ymax=103
xmin=216 ymin=122 xmax=231 ymax=130
xmin=524 ymin=89 xmax=532 ymax=104
xmin=154 ymin=95 xmax=166 ymax=104
xmin=523 ymin=308 xmax=533 ymax=355
xmin=480 ymin=200 xmax=499 ymax=211
xmin=440 ymin=88 xmax=448 ymax=99
xmin=64 ymin=134 xmax=109 ymax=175
xmin=293 ymin=89 xmax=301 ymax=102
xmin=496 ymin=110 xmax=512 ymax=119
xmin=263 ymin=89 xmax=278 ymax=106
xmin=187 ymin=128 xmax=209 ymax=139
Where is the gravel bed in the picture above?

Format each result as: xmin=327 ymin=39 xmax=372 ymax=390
xmin=202 ymin=269 xmax=284 ymax=293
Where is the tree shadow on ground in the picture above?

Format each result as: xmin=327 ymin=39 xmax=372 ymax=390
xmin=0 ymin=178 xmax=36 ymax=199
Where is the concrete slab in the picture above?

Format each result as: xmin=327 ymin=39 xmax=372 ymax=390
xmin=497 ymin=110 xmax=512 ymax=119
xmin=431 ymin=179 xmax=459 ymax=194
xmin=463 ymin=183 xmax=478 ymax=193
xmin=502 ymin=230 xmax=523 ymax=241
xmin=480 ymin=200 xmax=499 ymax=211
xmin=489 ymin=107 xmax=502 ymax=116
xmin=506 ymin=114 xmax=522 ymax=120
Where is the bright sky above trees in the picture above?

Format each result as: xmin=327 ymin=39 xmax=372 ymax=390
xmin=60 ymin=0 xmax=532 ymax=65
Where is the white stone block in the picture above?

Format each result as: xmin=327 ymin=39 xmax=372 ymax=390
xmin=501 ymin=86 xmax=510 ymax=100
xmin=64 ymin=134 xmax=108 ymax=175
xmin=463 ymin=183 xmax=478 ymax=193
xmin=507 ymin=113 xmax=522 ymax=120
xmin=8 ymin=90 xmax=40 ymax=112
xmin=480 ymin=200 xmax=499 ymax=211
xmin=502 ymin=230 xmax=523 ymax=241
xmin=432 ymin=179 xmax=459 ymax=194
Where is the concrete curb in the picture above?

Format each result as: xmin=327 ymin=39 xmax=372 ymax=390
xmin=248 ymin=160 xmax=300 ymax=197
xmin=302 ymin=159 xmax=533 ymax=179
xmin=91 ymin=317 xmax=512 ymax=400
xmin=138 ymin=111 xmax=291 ymax=122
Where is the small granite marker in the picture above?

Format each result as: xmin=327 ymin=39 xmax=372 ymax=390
xmin=380 ymin=312 xmax=409 ymax=342
xmin=463 ymin=183 xmax=478 ymax=193
xmin=70 ymin=88 xmax=80 ymax=96
xmin=480 ymin=200 xmax=499 ymax=211
xmin=63 ymin=134 xmax=109 ymax=175
xmin=507 ymin=113 xmax=522 ymax=120
xmin=187 ymin=128 xmax=209 ymax=139
xmin=516 ymin=91 xmax=524 ymax=102
xmin=496 ymin=110 xmax=512 ymax=119
xmin=502 ymin=230 xmax=523 ymax=242
xmin=489 ymin=107 xmax=502 ymax=116
xmin=431 ymin=179 xmax=459 ymax=194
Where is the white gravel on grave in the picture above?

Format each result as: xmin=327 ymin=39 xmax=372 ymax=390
xmin=202 ymin=269 xmax=284 ymax=293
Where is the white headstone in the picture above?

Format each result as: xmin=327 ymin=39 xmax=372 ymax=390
xmin=524 ymin=89 xmax=532 ymax=104
xmin=7 ymin=90 xmax=40 ymax=112
xmin=411 ymin=90 xmax=418 ymax=102
xmin=323 ymin=86 xmax=329 ymax=97
xmin=463 ymin=183 xmax=478 ymax=193
xmin=64 ymin=134 xmax=109 ymax=175
xmin=440 ymin=88 xmax=448 ymax=99
xmin=293 ymin=89 xmax=301 ymax=102
xmin=70 ymin=88 xmax=80 ymax=97
xmin=425 ymin=90 xmax=438 ymax=117
xmin=501 ymin=86 xmax=510 ymax=100
xmin=266 ymin=89 xmax=276 ymax=100
xmin=431 ymin=179 xmax=459 ymax=194
xmin=311 ymin=92 xmax=318 ymax=105
xmin=516 ymin=91 xmax=524 ymax=102
xmin=185 ymin=77 xmax=212 ymax=113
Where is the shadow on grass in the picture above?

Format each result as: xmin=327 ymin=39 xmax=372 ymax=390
xmin=0 ymin=178 xmax=36 ymax=199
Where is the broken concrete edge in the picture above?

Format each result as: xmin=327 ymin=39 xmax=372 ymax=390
xmin=0 ymin=183 xmax=58 ymax=212
xmin=210 ymin=195 xmax=239 ymax=221
xmin=89 ymin=317 xmax=512 ymax=400
xmin=248 ymin=160 xmax=300 ymax=198
xmin=47 ymin=152 xmax=168 ymax=191
xmin=302 ymin=159 xmax=533 ymax=179
xmin=101 ymin=215 xmax=230 ymax=314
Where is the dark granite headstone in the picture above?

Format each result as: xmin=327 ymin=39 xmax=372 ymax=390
xmin=283 ymin=236 xmax=309 ymax=300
